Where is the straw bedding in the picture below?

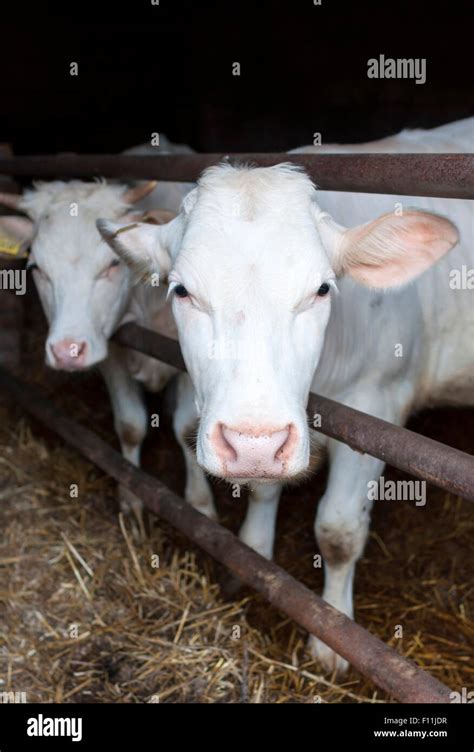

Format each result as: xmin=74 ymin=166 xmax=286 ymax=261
xmin=0 ymin=299 xmax=472 ymax=703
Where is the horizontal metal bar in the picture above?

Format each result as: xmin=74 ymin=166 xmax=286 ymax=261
xmin=0 ymin=153 xmax=473 ymax=199
xmin=113 ymin=323 xmax=474 ymax=502
xmin=114 ymin=325 xmax=186 ymax=371
xmin=0 ymin=365 xmax=453 ymax=703
xmin=306 ymin=393 xmax=474 ymax=502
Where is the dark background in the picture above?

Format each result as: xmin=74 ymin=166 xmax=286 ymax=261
xmin=2 ymin=0 xmax=473 ymax=154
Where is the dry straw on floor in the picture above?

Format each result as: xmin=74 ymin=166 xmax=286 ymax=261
xmin=0 ymin=314 xmax=473 ymax=703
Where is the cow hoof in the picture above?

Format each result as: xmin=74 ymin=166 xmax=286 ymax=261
xmin=307 ymin=634 xmax=349 ymax=676
xmin=118 ymin=486 xmax=147 ymax=541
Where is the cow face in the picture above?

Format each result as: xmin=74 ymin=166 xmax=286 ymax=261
xmin=0 ymin=180 xmax=159 ymax=371
xmin=98 ymin=163 xmax=458 ymax=483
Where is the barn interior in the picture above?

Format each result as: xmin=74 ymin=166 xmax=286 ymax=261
xmin=0 ymin=2 xmax=473 ymax=703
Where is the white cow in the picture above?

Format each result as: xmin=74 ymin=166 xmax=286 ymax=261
xmin=99 ymin=118 xmax=473 ymax=673
xmin=0 ymin=156 xmax=212 ymax=532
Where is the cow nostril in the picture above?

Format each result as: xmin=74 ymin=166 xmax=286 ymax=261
xmin=77 ymin=341 xmax=87 ymax=357
xmin=274 ymin=425 xmax=293 ymax=461
xmin=50 ymin=343 xmax=63 ymax=362
xmin=213 ymin=423 xmax=238 ymax=462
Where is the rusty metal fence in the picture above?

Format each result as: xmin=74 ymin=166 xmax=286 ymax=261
xmin=0 ymin=152 xmax=473 ymax=198
xmin=0 ymin=151 xmax=473 ymax=703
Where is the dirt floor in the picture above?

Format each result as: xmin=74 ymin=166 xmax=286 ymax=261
xmin=0 ymin=294 xmax=473 ymax=703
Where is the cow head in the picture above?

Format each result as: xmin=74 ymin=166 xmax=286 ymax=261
xmin=98 ymin=163 xmax=458 ymax=483
xmin=0 ymin=180 xmax=165 ymax=370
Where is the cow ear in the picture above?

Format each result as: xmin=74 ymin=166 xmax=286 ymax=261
xmin=96 ymin=216 xmax=179 ymax=283
xmin=0 ymin=216 xmax=35 ymax=255
xmin=315 ymin=208 xmax=459 ymax=288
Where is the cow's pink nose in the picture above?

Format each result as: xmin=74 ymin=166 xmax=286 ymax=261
xmin=212 ymin=423 xmax=295 ymax=478
xmin=50 ymin=339 xmax=88 ymax=369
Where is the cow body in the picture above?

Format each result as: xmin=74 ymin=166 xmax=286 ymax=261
xmin=100 ymin=118 xmax=473 ymax=672
xmin=295 ymin=119 xmax=474 ymax=413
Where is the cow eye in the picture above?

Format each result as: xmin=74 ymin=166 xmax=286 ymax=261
xmin=174 ymin=284 xmax=189 ymax=298
xmin=317 ymin=282 xmax=330 ymax=296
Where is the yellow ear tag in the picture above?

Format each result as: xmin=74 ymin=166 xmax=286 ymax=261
xmin=0 ymin=235 xmax=21 ymax=256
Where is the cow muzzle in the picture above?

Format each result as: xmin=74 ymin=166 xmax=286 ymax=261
xmin=210 ymin=422 xmax=298 ymax=480
xmin=48 ymin=338 xmax=90 ymax=370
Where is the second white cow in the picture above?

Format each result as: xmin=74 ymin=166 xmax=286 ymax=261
xmin=0 ymin=173 xmax=214 ymax=532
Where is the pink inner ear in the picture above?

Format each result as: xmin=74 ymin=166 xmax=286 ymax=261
xmin=343 ymin=211 xmax=459 ymax=289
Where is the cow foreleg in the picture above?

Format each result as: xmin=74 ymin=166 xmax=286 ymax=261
xmin=99 ymin=345 xmax=148 ymax=536
xmin=238 ymin=482 xmax=282 ymax=560
xmin=308 ymin=439 xmax=386 ymax=675
xmin=173 ymin=374 xmax=216 ymax=520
